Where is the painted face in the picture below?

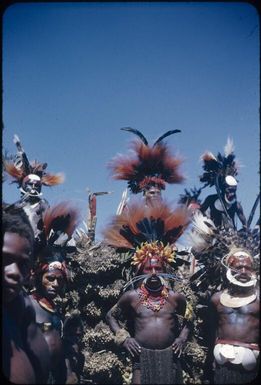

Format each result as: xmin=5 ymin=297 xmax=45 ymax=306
xmin=41 ymin=270 xmax=65 ymax=299
xmin=142 ymin=257 xmax=164 ymax=275
xmin=144 ymin=185 xmax=162 ymax=203
xmin=141 ymin=257 xmax=165 ymax=289
xmin=224 ymin=186 xmax=237 ymax=203
xmin=21 ymin=174 xmax=42 ymax=197
xmin=228 ymin=253 xmax=254 ymax=284
xmin=223 ymin=176 xmax=237 ymax=204
xmin=2 ymin=232 xmax=32 ymax=303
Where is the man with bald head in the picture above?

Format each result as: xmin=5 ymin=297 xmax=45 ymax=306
xmin=209 ymin=249 xmax=259 ymax=384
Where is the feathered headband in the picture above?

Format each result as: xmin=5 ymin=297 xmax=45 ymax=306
xmin=187 ymin=211 xmax=259 ymax=290
xmin=35 ymin=202 xmax=80 ymax=278
xmin=199 ymin=137 xmax=240 ymax=189
xmin=108 ymin=127 xmax=185 ymax=194
xmin=103 ymin=200 xmax=191 ymax=272
xmin=4 ymin=134 xmax=65 ymax=187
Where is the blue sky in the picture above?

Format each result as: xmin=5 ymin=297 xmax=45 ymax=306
xmin=2 ymin=2 xmax=260 ymax=239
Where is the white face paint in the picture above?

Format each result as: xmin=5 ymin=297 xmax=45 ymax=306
xmin=226 ymin=268 xmax=257 ymax=287
xmin=225 ymin=175 xmax=237 ymax=186
xmin=233 ymin=251 xmax=251 ymax=258
xmin=224 ymin=175 xmax=237 ymax=204
xmin=20 ymin=174 xmax=42 ymax=197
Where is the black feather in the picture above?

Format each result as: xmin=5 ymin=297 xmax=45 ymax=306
xmin=13 ymin=134 xmax=31 ymax=175
xmin=120 ymin=225 xmax=145 ymax=247
xmin=153 ymin=129 xmax=181 ymax=146
xmin=136 ymin=218 xmax=154 ymax=241
xmin=121 ymin=127 xmax=148 ymax=145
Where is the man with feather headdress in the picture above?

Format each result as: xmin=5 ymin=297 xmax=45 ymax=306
xmin=108 ymin=127 xmax=184 ymax=212
xmin=199 ymin=137 xmax=247 ymax=229
xmin=104 ymin=200 xmax=193 ymax=384
xmin=3 ymin=135 xmax=65 ymax=244
xmin=29 ymin=202 xmax=79 ymax=384
xmin=210 ymin=250 xmax=259 ymax=384
xmin=187 ymin=211 xmax=259 ymax=384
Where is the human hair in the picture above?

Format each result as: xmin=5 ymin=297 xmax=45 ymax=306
xmin=2 ymin=203 xmax=35 ymax=252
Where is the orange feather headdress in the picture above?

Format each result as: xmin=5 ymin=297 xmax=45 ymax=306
xmin=35 ymin=202 xmax=80 ymax=278
xmin=103 ymin=199 xmax=191 ymax=271
xmin=108 ymin=128 xmax=185 ymax=194
xmin=4 ymin=134 xmax=64 ymax=187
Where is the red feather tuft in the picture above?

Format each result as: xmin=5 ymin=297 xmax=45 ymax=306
xmin=108 ymin=140 xmax=184 ymax=193
xmin=4 ymin=162 xmax=25 ymax=182
xmin=41 ymin=173 xmax=65 ymax=186
xmin=43 ymin=202 xmax=79 ymax=239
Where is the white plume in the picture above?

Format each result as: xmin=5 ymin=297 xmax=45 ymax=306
xmin=224 ymin=137 xmax=234 ymax=157
xmin=186 ymin=211 xmax=216 ymax=252
xmin=13 ymin=134 xmax=21 ymax=145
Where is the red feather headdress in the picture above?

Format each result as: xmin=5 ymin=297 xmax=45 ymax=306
xmin=4 ymin=135 xmax=65 ymax=187
xmin=108 ymin=128 xmax=185 ymax=193
xmin=35 ymin=202 xmax=80 ymax=278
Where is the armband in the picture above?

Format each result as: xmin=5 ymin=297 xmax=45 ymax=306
xmin=115 ymin=329 xmax=131 ymax=345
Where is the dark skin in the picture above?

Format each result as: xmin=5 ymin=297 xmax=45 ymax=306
xmin=63 ymin=324 xmax=85 ymax=384
xmin=143 ymin=185 xmax=162 ymax=205
xmin=200 ymin=193 xmax=247 ymax=229
xmin=106 ymin=258 xmax=190 ymax=384
xmin=30 ymin=269 xmax=67 ymax=382
xmin=3 ymin=232 xmax=50 ymax=384
xmin=210 ymin=256 xmax=259 ymax=343
xmin=202 ymin=255 xmax=259 ymax=384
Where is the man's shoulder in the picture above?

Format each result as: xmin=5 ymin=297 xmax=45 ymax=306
xmin=168 ymin=290 xmax=186 ymax=302
xmin=203 ymin=194 xmax=218 ymax=201
xmin=211 ymin=291 xmax=221 ymax=304
xmin=120 ymin=289 xmax=138 ymax=300
xmin=116 ymin=289 xmax=139 ymax=311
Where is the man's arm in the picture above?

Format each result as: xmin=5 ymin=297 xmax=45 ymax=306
xmin=236 ymin=201 xmax=247 ymax=229
xmin=172 ymin=293 xmax=193 ymax=357
xmin=106 ymin=291 xmax=141 ymax=357
xmin=106 ymin=292 xmax=130 ymax=334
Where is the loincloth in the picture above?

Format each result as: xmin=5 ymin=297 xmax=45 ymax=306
xmin=133 ymin=346 xmax=182 ymax=384
xmin=214 ymin=339 xmax=259 ymax=371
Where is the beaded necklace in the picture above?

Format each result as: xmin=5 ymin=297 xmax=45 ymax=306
xmin=138 ymin=283 xmax=169 ymax=312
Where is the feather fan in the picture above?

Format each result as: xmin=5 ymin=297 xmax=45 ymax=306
xmin=103 ymin=200 xmax=190 ymax=249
